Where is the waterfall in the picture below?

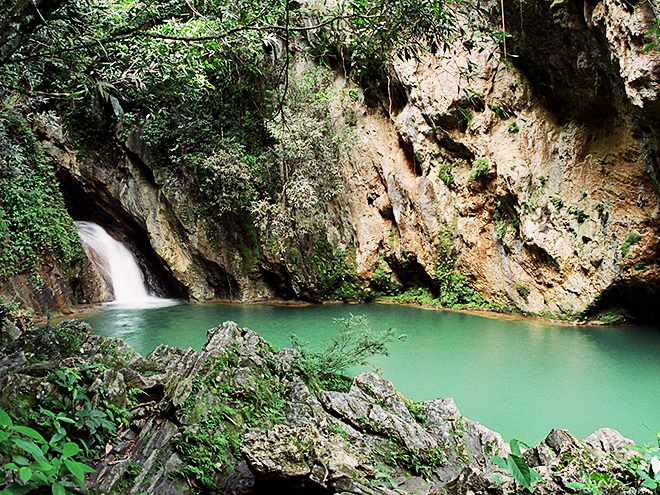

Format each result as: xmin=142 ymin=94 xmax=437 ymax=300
xmin=75 ymin=221 xmax=172 ymax=308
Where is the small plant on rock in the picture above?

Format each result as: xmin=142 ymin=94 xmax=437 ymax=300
xmin=438 ymin=163 xmax=455 ymax=186
xmin=516 ymin=284 xmax=531 ymax=301
xmin=468 ymin=158 xmax=490 ymax=183
xmin=622 ymin=230 xmax=642 ymax=258
xmin=491 ymin=439 xmax=542 ymax=493
xmin=291 ymin=314 xmax=405 ymax=391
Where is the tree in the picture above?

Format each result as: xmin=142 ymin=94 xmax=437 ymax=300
xmin=0 ymin=0 xmax=69 ymax=64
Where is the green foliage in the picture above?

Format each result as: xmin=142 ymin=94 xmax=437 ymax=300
xmin=628 ymin=427 xmax=660 ymax=494
xmin=524 ymin=196 xmax=539 ymax=214
xmin=568 ymin=206 xmax=589 ymax=223
xmin=491 ymin=439 xmax=543 ymax=492
xmin=644 ymin=15 xmax=660 ymax=53
xmin=318 ymin=0 xmax=496 ymax=83
xmin=507 ymin=121 xmax=520 ymax=134
xmin=387 ymin=287 xmax=438 ymax=306
xmin=291 ymin=314 xmax=404 ymax=391
xmin=489 ymin=102 xmax=516 ymax=120
xmin=40 ymin=364 xmax=127 ymax=452
xmin=370 ymin=259 xmax=401 ymax=297
xmin=311 ymin=240 xmax=367 ymax=301
xmin=438 ymin=163 xmax=455 ymax=186
xmin=435 ymin=227 xmax=485 ymax=308
xmin=252 ymin=67 xmax=348 ymax=235
xmin=403 ymin=398 xmax=427 ymax=424
xmin=516 ymin=284 xmax=531 ymax=301
xmin=384 ymin=442 xmax=447 ymax=478
xmin=634 ymin=261 xmax=649 ymax=272
xmin=0 ymin=408 xmax=95 ymax=495
xmin=173 ymin=345 xmax=286 ymax=490
xmin=172 ymin=416 xmax=241 ymax=488
xmin=468 ymin=158 xmax=490 ymax=183
xmin=495 ymin=221 xmax=509 ymax=240
xmin=550 ymin=197 xmax=564 ymax=210
xmin=0 ymin=104 xmax=83 ymax=277
xmin=538 ymin=176 xmax=547 ymax=187
xmin=566 ymin=472 xmax=621 ymax=495
xmin=622 ymin=230 xmax=642 ymax=258
xmin=0 ymin=297 xmax=34 ymax=333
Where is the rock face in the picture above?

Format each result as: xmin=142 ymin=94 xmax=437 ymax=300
xmin=27 ymin=0 xmax=659 ymax=320
xmin=328 ymin=0 xmax=660 ymax=319
xmin=0 ymin=319 xmax=643 ymax=495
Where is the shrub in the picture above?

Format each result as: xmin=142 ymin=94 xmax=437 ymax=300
xmin=291 ymin=314 xmax=404 ymax=391
xmin=468 ymin=158 xmax=490 ymax=183
xmin=516 ymin=284 xmax=531 ymax=300
xmin=622 ymin=230 xmax=642 ymax=258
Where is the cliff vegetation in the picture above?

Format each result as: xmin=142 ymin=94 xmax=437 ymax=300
xmin=0 ymin=0 xmax=660 ymax=319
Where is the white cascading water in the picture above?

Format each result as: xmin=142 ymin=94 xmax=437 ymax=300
xmin=75 ymin=221 xmax=165 ymax=307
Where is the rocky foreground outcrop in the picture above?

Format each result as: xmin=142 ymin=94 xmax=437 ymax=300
xmin=0 ymin=319 xmax=650 ymax=494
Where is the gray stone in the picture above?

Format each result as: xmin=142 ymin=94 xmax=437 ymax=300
xmin=585 ymin=427 xmax=635 ymax=460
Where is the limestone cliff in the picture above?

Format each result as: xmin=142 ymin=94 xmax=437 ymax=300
xmin=31 ymin=0 xmax=660 ymax=321
xmin=330 ymin=0 xmax=660 ymax=319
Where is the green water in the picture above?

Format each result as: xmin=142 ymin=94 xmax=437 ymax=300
xmin=78 ymin=302 xmax=660 ymax=447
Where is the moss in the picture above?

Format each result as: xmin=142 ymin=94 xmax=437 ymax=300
xmin=0 ymin=106 xmax=83 ymax=278
xmin=173 ymin=346 xmax=287 ymax=490
xmin=622 ymin=230 xmax=642 ymax=258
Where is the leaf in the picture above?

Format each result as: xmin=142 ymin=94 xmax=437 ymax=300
xmin=50 ymin=431 xmax=65 ymax=445
xmin=0 ymin=482 xmax=32 ymax=495
xmin=0 ymin=409 xmax=13 ymax=428
xmin=509 ymin=438 xmax=521 ymax=456
xmin=491 ymin=455 xmax=508 ymax=470
xmin=642 ymin=42 xmax=656 ymax=54
xmin=64 ymin=459 xmax=94 ymax=485
xmin=62 ymin=442 xmax=80 ymax=459
xmin=52 ymin=481 xmax=65 ymax=495
xmin=566 ymin=481 xmax=587 ymax=490
xmin=14 ymin=439 xmax=46 ymax=461
xmin=18 ymin=466 xmax=31 ymax=483
xmin=507 ymin=454 xmax=540 ymax=490
xmin=651 ymin=456 xmax=660 ymax=478
xmin=32 ymin=459 xmax=55 ymax=473
xmin=13 ymin=426 xmax=46 ymax=444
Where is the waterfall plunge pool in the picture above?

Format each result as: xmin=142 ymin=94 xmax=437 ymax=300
xmin=76 ymin=302 xmax=660 ymax=447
